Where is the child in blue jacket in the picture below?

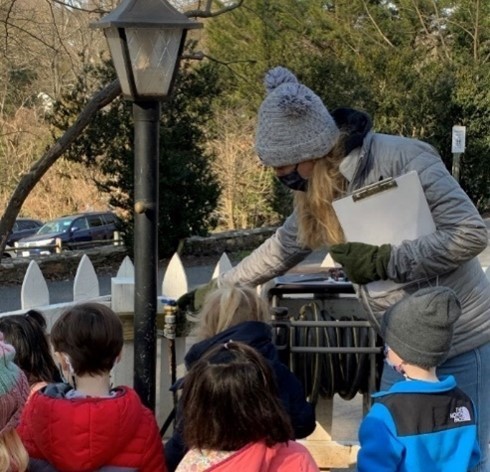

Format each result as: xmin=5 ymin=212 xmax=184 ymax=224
xmin=357 ymin=287 xmax=480 ymax=472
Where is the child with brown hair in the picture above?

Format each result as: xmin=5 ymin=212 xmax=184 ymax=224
xmin=0 ymin=310 xmax=60 ymax=396
xmin=18 ymin=302 xmax=167 ymax=472
xmin=176 ymin=341 xmax=319 ymax=472
xmin=165 ymin=285 xmax=315 ymax=471
xmin=0 ymin=333 xmax=30 ymax=472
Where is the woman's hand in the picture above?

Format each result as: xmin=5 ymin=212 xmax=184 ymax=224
xmin=176 ymin=279 xmax=219 ymax=313
xmin=330 ymin=242 xmax=391 ymax=284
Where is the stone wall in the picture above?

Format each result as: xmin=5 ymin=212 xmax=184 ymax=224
xmin=181 ymin=226 xmax=276 ymax=257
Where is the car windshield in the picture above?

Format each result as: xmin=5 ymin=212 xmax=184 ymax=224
xmin=36 ymin=217 xmax=75 ymax=235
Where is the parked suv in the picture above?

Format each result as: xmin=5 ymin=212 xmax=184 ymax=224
xmin=2 ymin=218 xmax=43 ymax=258
xmin=7 ymin=218 xmax=43 ymax=245
xmin=15 ymin=211 xmax=119 ymax=256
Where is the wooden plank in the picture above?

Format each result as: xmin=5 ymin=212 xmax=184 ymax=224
xmin=114 ymin=312 xmax=167 ymax=342
xmin=300 ymin=397 xmax=361 ymax=469
xmin=298 ymin=439 xmax=359 ymax=470
xmin=314 ymin=398 xmax=333 ymax=439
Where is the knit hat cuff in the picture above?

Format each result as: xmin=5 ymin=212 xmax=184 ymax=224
xmin=386 ymin=330 xmax=448 ymax=367
xmin=256 ymin=125 xmax=340 ymax=167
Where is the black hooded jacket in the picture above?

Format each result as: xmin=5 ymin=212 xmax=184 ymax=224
xmin=164 ymin=321 xmax=316 ymax=472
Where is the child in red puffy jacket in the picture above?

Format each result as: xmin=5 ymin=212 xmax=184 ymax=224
xmin=18 ymin=302 xmax=167 ymax=472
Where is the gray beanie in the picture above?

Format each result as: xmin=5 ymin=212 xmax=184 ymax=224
xmin=381 ymin=287 xmax=461 ymax=368
xmin=255 ymin=67 xmax=340 ymax=167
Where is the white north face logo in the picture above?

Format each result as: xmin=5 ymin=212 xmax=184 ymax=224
xmin=449 ymin=406 xmax=471 ymax=423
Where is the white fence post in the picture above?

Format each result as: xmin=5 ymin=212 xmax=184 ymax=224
xmin=5 ymin=256 xmax=110 ymax=332
xmin=73 ymin=254 xmax=100 ymax=301
xmin=161 ymin=253 xmax=189 ymax=300
xmin=21 ymin=260 xmax=49 ymax=310
xmin=111 ymin=256 xmax=135 ymax=313
xmin=158 ymin=253 xmax=188 ymax=427
xmin=111 ymin=256 xmax=135 ymax=388
xmin=212 ymin=252 xmax=232 ymax=280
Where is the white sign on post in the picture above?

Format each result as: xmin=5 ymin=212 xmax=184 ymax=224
xmin=451 ymin=125 xmax=466 ymax=153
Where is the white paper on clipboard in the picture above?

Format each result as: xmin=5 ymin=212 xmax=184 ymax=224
xmin=332 ymin=171 xmax=436 ymax=296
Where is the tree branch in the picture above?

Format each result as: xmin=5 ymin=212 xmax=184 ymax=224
xmin=0 ymin=79 xmax=121 ymax=257
xmin=360 ymin=0 xmax=394 ymax=48
xmin=184 ymin=0 xmax=244 ymax=18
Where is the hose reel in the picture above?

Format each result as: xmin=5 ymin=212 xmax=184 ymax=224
xmin=273 ymin=302 xmax=383 ymax=404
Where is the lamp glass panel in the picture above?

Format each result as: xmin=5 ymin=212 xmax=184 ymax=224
xmin=104 ymin=27 xmax=133 ymax=97
xmin=126 ymin=28 xmax=182 ymax=97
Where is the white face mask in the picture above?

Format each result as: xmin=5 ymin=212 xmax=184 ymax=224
xmin=384 ymin=345 xmax=405 ymax=375
xmin=57 ymin=364 xmax=68 ymax=384
xmin=385 ymin=357 xmax=405 ymax=375
xmin=63 ymin=354 xmax=75 ymax=374
xmin=57 ymin=353 xmax=75 ymax=385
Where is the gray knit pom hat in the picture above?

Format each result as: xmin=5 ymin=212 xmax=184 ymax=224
xmin=381 ymin=287 xmax=461 ymax=368
xmin=255 ymin=67 xmax=340 ymax=167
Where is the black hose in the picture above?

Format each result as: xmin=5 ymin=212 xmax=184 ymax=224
xmin=290 ymin=303 xmax=322 ymax=404
xmin=276 ymin=302 xmax=383 ymax=403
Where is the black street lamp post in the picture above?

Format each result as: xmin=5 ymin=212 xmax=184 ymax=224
xmin=92 ymin=0 xmax=201 ymax=410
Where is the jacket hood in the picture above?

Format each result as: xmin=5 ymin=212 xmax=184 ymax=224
xmin=184 ymin=321 xmax=277 ymax=369
xmin=331 ymin=107 xmax=372 ymax=156
xmin=27 ymin=386 xmax=147 ymax=470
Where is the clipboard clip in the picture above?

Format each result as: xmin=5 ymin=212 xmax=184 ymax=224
xmin=351 ymin=177 xmax=398 ymax=202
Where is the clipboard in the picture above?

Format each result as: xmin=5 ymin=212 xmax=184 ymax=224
xmin=332 ymin=171 xmax=436 ymax=296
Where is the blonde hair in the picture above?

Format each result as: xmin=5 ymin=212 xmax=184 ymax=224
xmin=0 ymin=430 xmax=28 ymax=472
xmin=295 ymin=137 xmax=348 ymax=248
xmin=194 ymin=286 xmax=271 ymax=340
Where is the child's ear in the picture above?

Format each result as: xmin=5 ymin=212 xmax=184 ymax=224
xmin=115 ymin=350 xmax=122 ymax=364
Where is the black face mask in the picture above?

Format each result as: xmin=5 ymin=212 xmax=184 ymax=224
xmin=277 ymin=164 xmax=308 ymax=192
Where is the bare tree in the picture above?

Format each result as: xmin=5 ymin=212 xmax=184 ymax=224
xmin=0 ymin=79 xmax=120 ymax=253
xmin=0 ymin=0 xmax=244 ymax=258
xmin=208 ymin=109 xmax=277 ymax=230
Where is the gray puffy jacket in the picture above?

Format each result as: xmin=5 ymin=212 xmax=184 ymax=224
xmin=220 ymin=132 xmax=490 ymax=357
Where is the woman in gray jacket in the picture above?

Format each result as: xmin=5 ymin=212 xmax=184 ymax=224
xmin=210 ymin=67 xmax=490 ymax=471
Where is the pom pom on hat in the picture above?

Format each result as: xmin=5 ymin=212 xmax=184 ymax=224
xmin=0 ymin=333 xmax=29 ymax=435
xmin=264 ymin=66 xmax=298 ymax=93
xmin=382 ymin=287 xmax=461 ymax=368
xmin=255 ymin=66 xmax=340 ymax=167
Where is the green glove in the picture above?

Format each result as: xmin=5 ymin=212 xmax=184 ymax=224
xmin=329 ymin=242 xmax=391 ymax=285
xmin=176 ymin=278 xmax=219 ymax=313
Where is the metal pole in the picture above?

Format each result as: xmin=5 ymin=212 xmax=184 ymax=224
xmin=133 ymin=100 xmax=160 ymax=411
xmin=452 ymin=152 xmax=461 ymax=182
